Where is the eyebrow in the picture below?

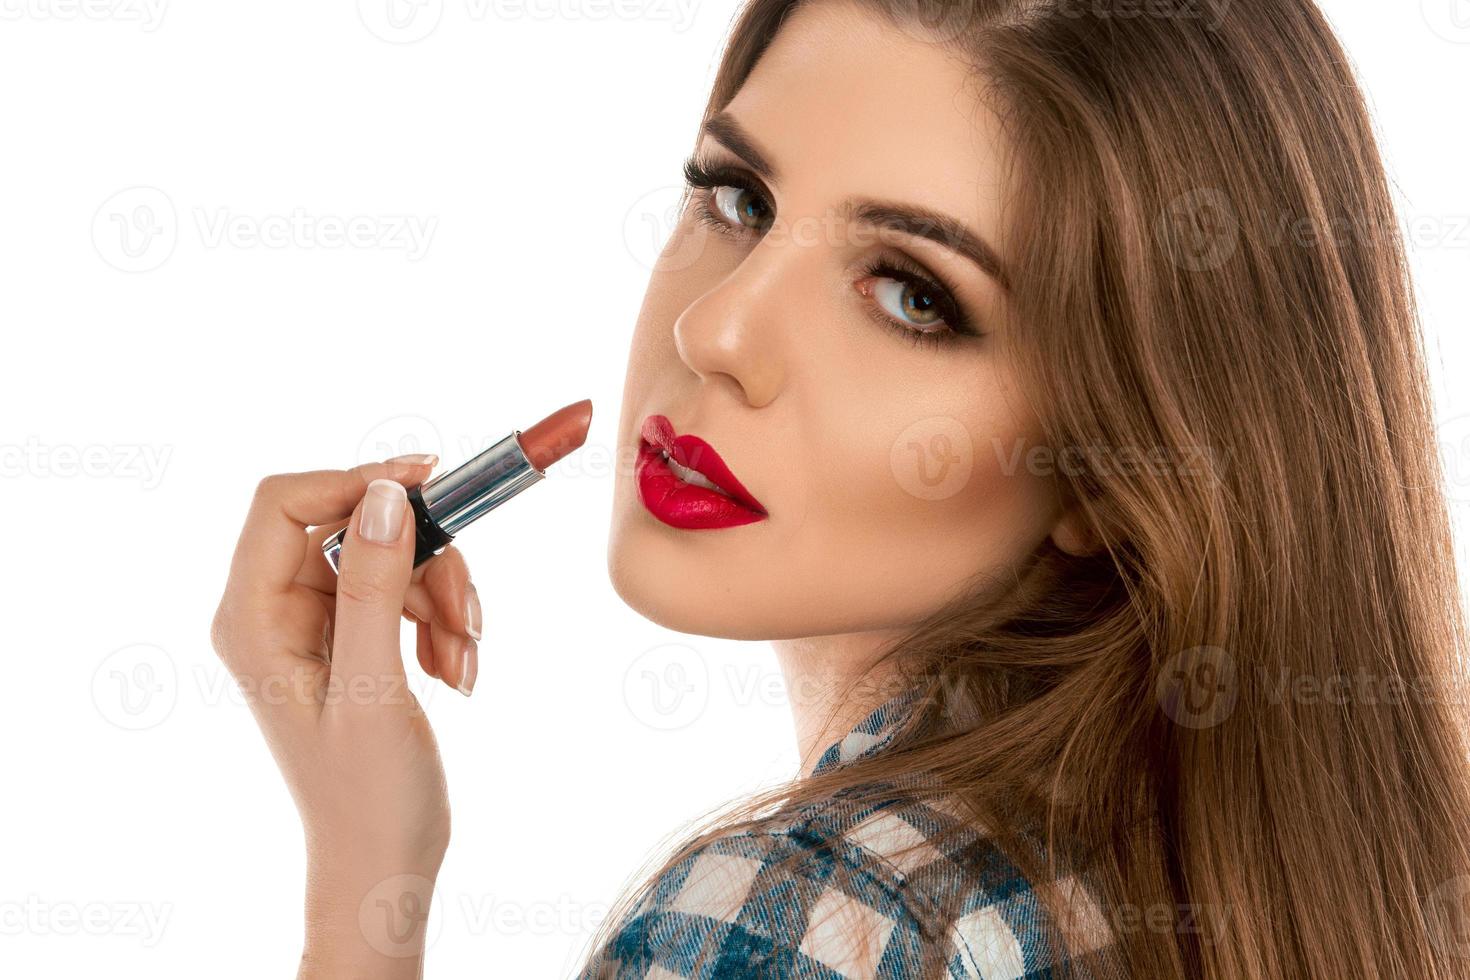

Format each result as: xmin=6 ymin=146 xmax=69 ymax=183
xmin=702 ymin=110 xmax=1010 ymax=290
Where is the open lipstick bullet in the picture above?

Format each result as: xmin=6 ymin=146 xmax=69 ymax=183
xmin=323 ymin=398 xmax=593 ymax=572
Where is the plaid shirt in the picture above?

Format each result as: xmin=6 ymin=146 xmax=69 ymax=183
xmin=575 ymin=690 xmax=1123 ymax=978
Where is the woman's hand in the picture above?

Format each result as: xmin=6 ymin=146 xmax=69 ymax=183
xmin=209 ymin=455 xmax=483 ymax=978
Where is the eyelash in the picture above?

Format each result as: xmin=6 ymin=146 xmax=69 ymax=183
xmin=680 ymin=155 xmax=981 ymax=350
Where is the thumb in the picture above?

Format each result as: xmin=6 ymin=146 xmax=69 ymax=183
xmin=330 ymin=478 xmax=416 ymax=690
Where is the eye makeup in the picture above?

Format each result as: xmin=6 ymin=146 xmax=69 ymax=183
xmin=680 ymin=153 xmax=984 ymax=347
xmin=853 ymin=263 xmax=974 ymax=350
xmin=683 ymin=156 xmax=774 ymax=234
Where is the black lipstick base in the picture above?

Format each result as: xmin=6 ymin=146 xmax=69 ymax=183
xmin=407 ymin=484 xmax=454 ymax=567
xmin=320 ymin=483 xmax=455 ymax=573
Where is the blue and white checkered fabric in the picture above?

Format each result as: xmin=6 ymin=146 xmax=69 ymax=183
xmin=575 ymin=690 xmax=1123 ymax=978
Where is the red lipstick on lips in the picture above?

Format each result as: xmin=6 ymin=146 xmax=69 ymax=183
xmin=636 ymin=414 xmax=768 ymax=529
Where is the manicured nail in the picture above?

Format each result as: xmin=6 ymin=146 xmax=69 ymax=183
xmin=387 ymin=453 xmax=438 ymax=466
xmin=360 ymin=479 xmax=406 ymax=543
xmin=464 ymin=584 xmax=482 ymax=641
xmin=457 ymin=639 xmax=478 ymax=697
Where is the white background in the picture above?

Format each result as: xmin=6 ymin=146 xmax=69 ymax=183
xmin=1 ymin=1 xmax=1467 ymax=977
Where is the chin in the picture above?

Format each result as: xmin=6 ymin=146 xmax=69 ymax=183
xmin=605 ymin=513 xmax=765 ymax=640
xmin=603 ymin=514 xmax=914 ymax=642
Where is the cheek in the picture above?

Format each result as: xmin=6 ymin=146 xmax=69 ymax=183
xmin=619 ymin=223 xmax=728 ymax=408
xmin=616 ymin=248 xmax=702 ymax=441
xmin=780 ymin=377 xmax=1060 ymax=615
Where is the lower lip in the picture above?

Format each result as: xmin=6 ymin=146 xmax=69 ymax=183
xmin=635 ymin=441 xmax=767 ymax=530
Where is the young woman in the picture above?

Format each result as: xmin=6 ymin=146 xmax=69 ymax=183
xmin=210 ymin=0 xmax=1470 ymax=976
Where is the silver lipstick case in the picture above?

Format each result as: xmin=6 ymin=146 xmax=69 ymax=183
xmin=322 ymin=431 xmax=544 ymax=573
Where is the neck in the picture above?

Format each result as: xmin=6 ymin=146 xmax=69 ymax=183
xmin=771 ymin=629 xmax=909 ymax=776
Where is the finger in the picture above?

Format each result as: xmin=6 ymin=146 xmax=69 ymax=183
xmin=328 ymin=478 xmax=417 ymax=692
xmin=297 ymin=488 xmax=446 ymax=596
xmin=403 ymin=583 xmax=437 ymax=625
xmin=420 ymin=546 xmax=480 ymax=640
xmin=358 ymin=567 xmax=460 ymax=654
xmin=431 ymin=619 xmax=477 ymax=696
xmin=229 ymin=456 xmax=436 ymax=598
xmin=414 ymin=617 xmax=437 ymax=679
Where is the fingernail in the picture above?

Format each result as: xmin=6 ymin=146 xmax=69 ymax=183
xmin=360 ymin=479 xmax=406 ymax=543
xmin=457 ymin=639 xmax=478 ymax=697
xmin=387 ymin=453 xmax=438 ymax=466
xmin=464 ymin=584 xmax=482 ymax=641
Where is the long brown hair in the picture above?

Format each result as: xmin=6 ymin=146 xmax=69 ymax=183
xmin=584 ymin=1 xmax=1470 ymax=976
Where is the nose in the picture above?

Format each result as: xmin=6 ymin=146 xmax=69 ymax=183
xmin=671 ymin=240 xmax=791 ymax=410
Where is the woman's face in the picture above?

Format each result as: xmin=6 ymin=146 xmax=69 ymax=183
xmin=608 ymin=0 xmax=1075 ymax=641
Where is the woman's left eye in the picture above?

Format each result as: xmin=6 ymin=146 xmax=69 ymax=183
xmin=860 ymin=274 xmax=952 ymax=332
xmin=854 ymin=262 xmax=977 ymax=346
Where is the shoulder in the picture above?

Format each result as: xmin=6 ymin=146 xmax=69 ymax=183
xmin=577 ymin=793 xmax=1120 ymax=979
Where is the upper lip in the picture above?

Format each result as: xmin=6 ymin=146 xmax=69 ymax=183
xmin=639 ymin=414 xmax=767 ymax=514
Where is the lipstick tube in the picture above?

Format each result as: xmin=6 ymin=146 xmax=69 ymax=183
xmin=322 ymin=398 xmax=592 ymax=572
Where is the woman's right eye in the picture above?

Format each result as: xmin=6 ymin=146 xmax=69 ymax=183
xmin=694 ymin=184 xmax=773 ymax=236
xmin=709 ymin=185 xmax=773 ymax=233
xmin=682 ymin=157 xmax=774 ymax=236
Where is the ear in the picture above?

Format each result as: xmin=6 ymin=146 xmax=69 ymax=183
xmin=1050 ymin=503 xmax=1103 ymax=557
